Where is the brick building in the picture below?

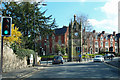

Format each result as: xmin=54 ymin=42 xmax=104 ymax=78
xmin=39 ymin=15 xmax=120 ymax=55
xmin=40 ymin=26 xmax=69 ymax=55
xmin=83 ymin=30 xmax=120 ymax=54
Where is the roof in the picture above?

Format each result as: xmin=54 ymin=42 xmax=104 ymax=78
xmin=54 ymin=26 xmax=68 ymax=35
xmin=116 ymin=33 xmax=120 ymax=38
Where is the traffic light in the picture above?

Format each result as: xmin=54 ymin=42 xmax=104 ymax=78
xmin=2 ymin=17 xmax=12 ymax=36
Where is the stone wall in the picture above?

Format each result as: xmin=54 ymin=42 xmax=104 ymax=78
xmin=0 ymin=44 xmax=27 ymax=72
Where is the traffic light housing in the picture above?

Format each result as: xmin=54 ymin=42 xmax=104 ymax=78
xmin=2 ymin=17 xmax=12 ymax=36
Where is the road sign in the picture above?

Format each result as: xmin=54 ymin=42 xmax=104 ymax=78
xmin=2 ymin=17 xmax=12 ymax=36
xmin=79 ymin=54 xmax=81 ymax=57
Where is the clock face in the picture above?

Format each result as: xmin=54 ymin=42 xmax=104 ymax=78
xmin=74 ymin=32 xmax=78 ymax=36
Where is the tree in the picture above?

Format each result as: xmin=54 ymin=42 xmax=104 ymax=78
xmin=0 ymin=23 xmax=22 ymax=44
xmin=56 ymin=44 xmax=61 ymax=54
xmin=2 ymin=2 xmax=58 ymax=52
xmin=76 ymin=13 xmax=93 ymax=47
xmin=61 ymin=47 xmax=66 ymax=55
xmin=76 ymin=13 xmax=92 ymax=32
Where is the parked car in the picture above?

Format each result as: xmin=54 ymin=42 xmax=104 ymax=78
xmin=93 ymin=55 xmax=104 ymax=62
xmin=104 ymin=54 xmax=115 ymax=59
xmin=52 ymin=56 xmax=64 ymax=64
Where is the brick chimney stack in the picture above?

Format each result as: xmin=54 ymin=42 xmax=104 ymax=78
xmin=93 ymin=30 xmax=96 ymax=33
xmin=102 ymin=31 xmax=105 ymax=34
xmin=113 ymin=31 xmax=116 ymax=36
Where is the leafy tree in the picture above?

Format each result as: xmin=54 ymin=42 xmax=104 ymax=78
xmin=56 ymin=44 xmax=61 ymax=53
xmin=0 ymin=23 xmax=22 ymax=44
xmin=61 ymin=47 xmax=66 ymax=55
xmin=2 ymin=2 xmax=58 ymax=52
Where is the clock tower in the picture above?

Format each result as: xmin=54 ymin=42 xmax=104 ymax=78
xmin=68 ymin=14 xmax=82 ymax=62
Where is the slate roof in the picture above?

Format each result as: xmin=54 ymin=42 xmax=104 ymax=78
xmin=54 ymin=26 xmax=68 ymax=35
xmin=116 ymin=33 xmax=120 ymax=39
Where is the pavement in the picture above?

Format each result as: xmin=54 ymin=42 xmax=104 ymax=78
xmin=2 ymin=64 xmax=49 ymax=78
xmin=105 ymin=57 xmax=120 ymax=70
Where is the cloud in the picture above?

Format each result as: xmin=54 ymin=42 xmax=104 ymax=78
xmin=89 ymin=0 xmax=119 ymax=34
xmin=88 ymin=19 xmax=118 ymax=33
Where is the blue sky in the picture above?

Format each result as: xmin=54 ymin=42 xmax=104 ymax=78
xmin=1 ymin=0 xmax=118 ymax=34
xmin=40 ymin=0 xmax=118 ymax=34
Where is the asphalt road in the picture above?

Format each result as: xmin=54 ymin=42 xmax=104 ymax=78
xmin=26 ymin=61 xmax=120 ymax=78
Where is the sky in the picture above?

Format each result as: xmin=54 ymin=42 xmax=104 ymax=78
xmin=1 ymin=0 xmax=119 ymax=34
xmin=39 ymin=0 xmax=119 ymax=34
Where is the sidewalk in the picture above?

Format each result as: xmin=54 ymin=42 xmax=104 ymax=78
xmin=105 ymin=61 xmax=120 ymax=69
xmin=2 ymin=64 xmax=49 ymax=78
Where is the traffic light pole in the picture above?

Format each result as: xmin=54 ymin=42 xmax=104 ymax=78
xmin=0 ymin=36 xmax=3 ymax=75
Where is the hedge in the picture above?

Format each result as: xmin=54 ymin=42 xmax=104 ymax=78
xmin=15 ymin=48 xmax=35 ymax=59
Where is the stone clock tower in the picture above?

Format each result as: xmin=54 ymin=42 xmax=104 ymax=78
xmin=68 ymin=15 xmax=82 ymax=62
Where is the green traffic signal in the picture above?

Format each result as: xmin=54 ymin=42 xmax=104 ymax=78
xmin=4 ymin=30 xmax=8 ymax=35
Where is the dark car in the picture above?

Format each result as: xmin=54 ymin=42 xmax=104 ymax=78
xmin=52 ymin=56 xmax=64 ymax=64
xmin=104 ymin=54 xmax=115 ymax=59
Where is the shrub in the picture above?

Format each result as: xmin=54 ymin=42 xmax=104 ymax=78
xmin=15 ymin=48 xmax=35 ymax=59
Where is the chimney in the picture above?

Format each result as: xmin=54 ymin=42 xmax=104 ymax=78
xmin=74 ymin=14 xmax=76 ymax=21
xmin=93 ymin=30 xmax=96 ymax=33
xmin=102 ymin=31 xmax=105 ymax=34
xmin=113 ymin=31 xmax=116 ymax=36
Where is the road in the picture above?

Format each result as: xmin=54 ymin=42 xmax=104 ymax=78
xmin=25 ymin=61 xmax=120 ymax=78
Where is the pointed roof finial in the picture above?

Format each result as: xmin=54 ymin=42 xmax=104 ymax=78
xmin=74 ymin=14 xmax=76 ymax=21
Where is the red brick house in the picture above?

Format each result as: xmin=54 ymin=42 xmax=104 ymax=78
xmin=84 ymin=30 xmax=120 ymax=54
xmin=41 ymin=26 xmax=69 ymax=55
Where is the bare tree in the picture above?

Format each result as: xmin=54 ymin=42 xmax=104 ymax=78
xmin=76 ymin=13 xmax=92 ymax=32
xmin=76 ymin=13 xmax=93 ymax=54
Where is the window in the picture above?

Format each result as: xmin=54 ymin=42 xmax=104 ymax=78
xmin=110 ymin=37 xmax=113 ymax=41
xmin=95 ymin=41 xmax=98 ymax=45
xmin=115 ymin=42 xmax=118 ymax=46
xmin=105 ymin=42 xmax=108 ymax=46
xmin=95 ymin=48 xmax=98 ymax=52
xmin=58 ymin=40 xmax=61 ymax=45
xmin=115 ymin=49 xmax=118 ymax=52
xmin=100 ymin=36 xmax=103 ymax=41
xmin=101 ymin=41 xmax=103 ymax=47
xmin=106 ymin=37 xmax=108 ymax=40
xmin=96 ymin=36 xmax=97 ymax=40
xmin=105 ymin=48 xmax=108 ymax=51
xmin=115 ymin=38 xmax=117 ymax=41
xmin=111 ymin=42 xmax=113 ymax=47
